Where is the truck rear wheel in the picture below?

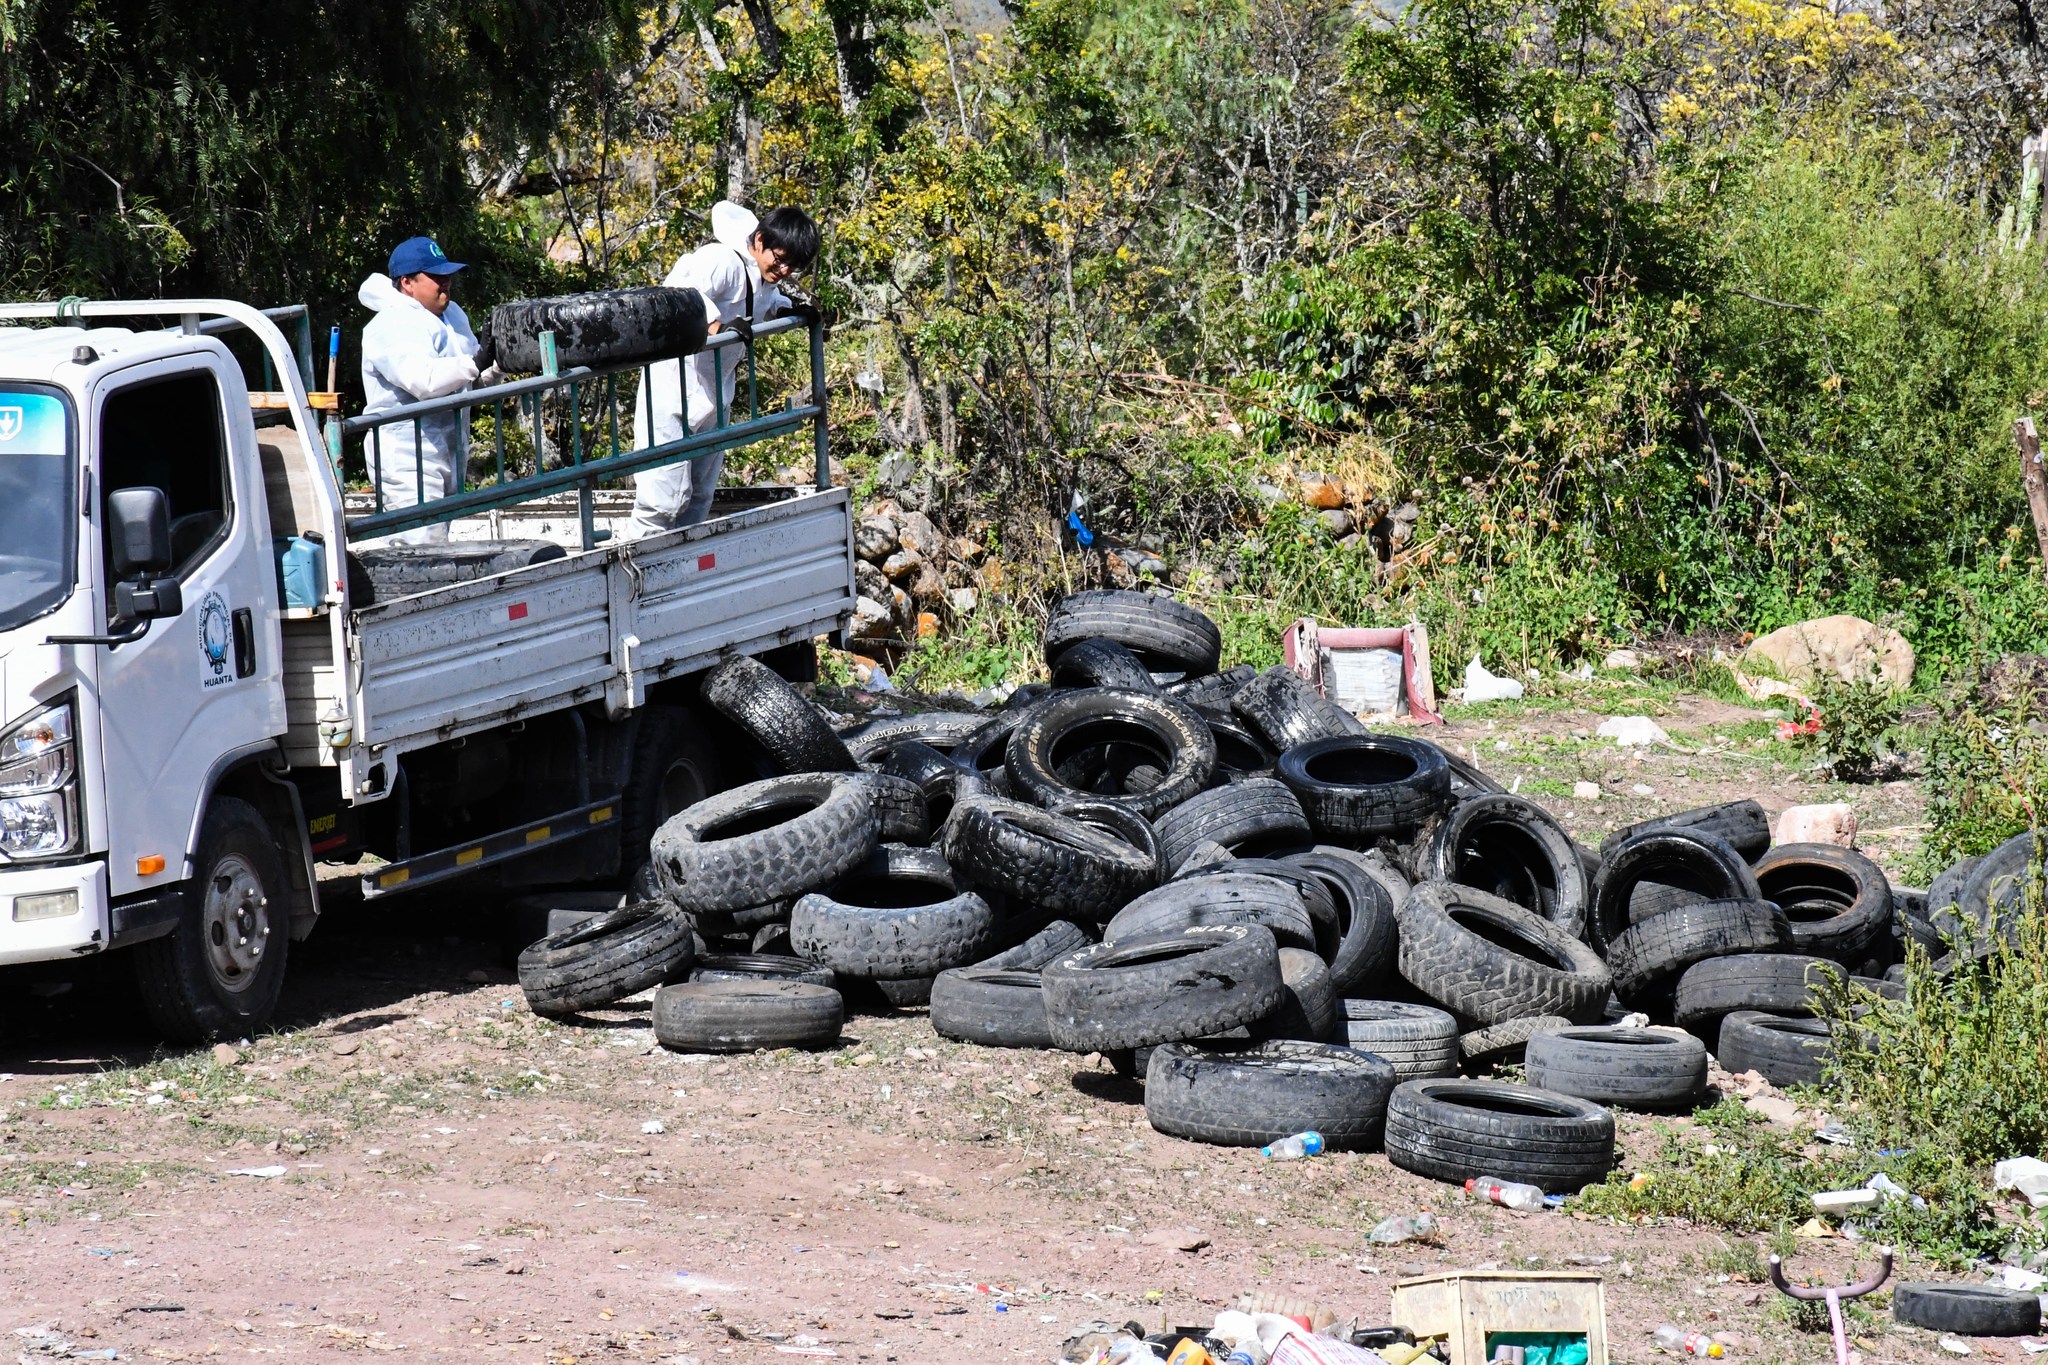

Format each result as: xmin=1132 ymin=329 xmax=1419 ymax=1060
xmin=133 ymin=796 xmax=290 ymax=1044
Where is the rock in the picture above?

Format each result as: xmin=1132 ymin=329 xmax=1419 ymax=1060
xmin=1573 ymin=780 xmax=1601 ymax=800
xmin=888 ymin=585 xmax=914 ymax=629
xmin=1596 ymin=716 xmax=1669 ymax=747
xmin=1775 ymin=803 xmax=1858 ymax=848
xmin=852 ymin=596 xmax=893 ymax=641
xmin=895 ymin=509 xmax=941 ymax=556
xmin=977 ymin=559 xmax=1008 ymax=592
xmin=329 ymin=1036 xmax=362 ymax=1057
xmin=916 ymin=612 xmax=940 ymax=640
xmin=910 ymin=566 xmax=946 ymax=606
xmin=1338 ymin=532 xmax=1366 ymax=552
xmin=1139 ymin=1227 xmax=1212 ymax=1252
xmin=1745 ymin=1094 xmax=1802 ymax=1126
xmin=855 ymin=515 xmax=900 ymax=561
xmin=1391 ymin=501 xmax=1421 ymax=524
xmin=855 ymin=559 xmax=890 ymax=604
xmin=1300 ymin=475 xmax=1344 ymax=510
xmin=1739 ymin=615 xmax=1915 ymax=696
xmin=947 ymin=587 xmax=979 ymax=615
xmin=881 ymin=548 xmax=925 ymax=581
xmin=1603 ymin=648 xmax=1644 ymax=671
xmin=1320 ymin=508 xmax=1356 ymax=536
xmin=211 ymin=1042 xmax=241 ymax=1067
xmin=951 ymin=536 xmax=986 ymax=564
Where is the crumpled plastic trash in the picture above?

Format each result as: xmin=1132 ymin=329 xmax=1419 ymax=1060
xmin=1596 ymin=715 xmax=1669 ymax=747
xmin=2000 ymin=1265 xmax=2048 ymax=1292
xmin=1865 ymin=1172 xmax=1926 ymax=1209
xmin=1366 ymin=1212 xmax=1437 ymax=1244
xmin=1463 ymin=655 xmax=1525 ymax=703
xmin=1996 ymin=1157 xmax=2048 ymax=1208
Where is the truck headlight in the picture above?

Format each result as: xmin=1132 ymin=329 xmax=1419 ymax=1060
xmin=0 ymin=702 xmax=78 ymax=859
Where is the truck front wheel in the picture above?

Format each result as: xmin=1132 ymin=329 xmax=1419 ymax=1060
xmin=133 ymin=796 xmax=290 ymax=1044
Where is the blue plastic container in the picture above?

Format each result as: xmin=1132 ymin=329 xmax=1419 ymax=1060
xmin=274 ymin=535 xmax=327 ymax=610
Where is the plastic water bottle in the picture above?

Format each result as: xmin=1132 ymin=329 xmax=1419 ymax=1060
xmin=1466 ymin=1175 xmax=1546 ymax=1212
xmin=1366 ymin=1212 xmax=1438 ymax=1244
xmin=1654 ymin=1326 xmax=1724 ymax=1358
xmin=1260 ymin=1131 xmax=1325 ymax=1160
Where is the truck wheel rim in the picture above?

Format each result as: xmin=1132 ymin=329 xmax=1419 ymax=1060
xmin=202 ymin=854 xmax=269 ymax=995
xmin=657 ymin=759 xmax=707 ymax=826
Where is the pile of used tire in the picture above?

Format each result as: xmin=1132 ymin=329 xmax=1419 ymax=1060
xmin=514 ymin=588 xmax=1935 ymax=1197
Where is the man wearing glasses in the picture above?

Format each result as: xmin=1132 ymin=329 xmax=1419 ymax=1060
xmin=629 ymin=201 xmax=820 ymax=535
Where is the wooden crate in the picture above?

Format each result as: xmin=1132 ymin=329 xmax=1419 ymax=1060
xmin=1390 ymin=1271 xmax=1608 ymax=1365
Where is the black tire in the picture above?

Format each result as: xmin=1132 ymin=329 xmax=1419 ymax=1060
xmin=1144 ymin=1041 xmax=1396 ymax=1149
xmin=1459 ymin=1015 xmax=1572 ymax=1064
xmin=517 ymin=902 xmax=697 ymax=1018
xmin=1231 ymin=666 xmax=1368 ymax=750
xmin=699 ymin=655 xmax=856 ymax=776
xmin=1340 ymin=1000 xmax=1461 ymax=1080
xmin=651 ymin=980 xmax=843 ymax=1052
xmin=1249 ymin=948 xmax=1340 ymax=1042
xmin=930 ymin=968 xmax=1052 ymax=1048
xmin=1442 ymin=746 xmax=1508 ymax=800
xmin=1396 ymin=881 xmax=1612 ymax=1026
xmin=839 ymin=711 xmax=987 ymax=765
xmin=1284 ymin=847 xmax=1402 ymax=995
xmin=1041 ymin=924 xmax=1285 ymax=1052
xmin=490 ymin=286 xmax=709 ymax=374
xmin=1947 ymin=833 xmax=2046 ymax=956
xmin=1005 ymin=688 xmax=1216 ymax=818
xmin=1167 ymin=665 xmax=1259 ymax=712
xmin=879 ymin=741 xmax=987 ymax=835
xmin=652 ymin=773 xmax=879 ymax=914
xmin=790 ymin=844 xmax=997 ymax=978
xmin=690 ymin=952 xmax=835 ymax=987
xmin=617 ymin=705 xmax=734 ymax=870
xmin=1605 ymin=899 xmax=1792 ymax=1001
xmin=1105 ymin=873 xmax=1316 ymax=952
xmin=1156 ymin=778 xmax=1310 ymax=874
xmin=1050 ymin=637 xmax=1161 ymax=691
xmin=1056 ymin=800 xmax=1170 ymax=885
xmin=1752 ymin=844 xmax=1894 ymax=963
xmin=846 ymin=771 xmax=930 ymax=846
xmin=504 ymin=891 xmax=622 ymax=958
xmin=1524 ymin=1027 xmax=1709 ymax=1109
xmin=1598 ymin=800 xmax=1773 ymax=864
xmin=1892 ymin=1284 xmax=2043 ymax=1337
xmin=343 ymin=539 xmax=567 ymax=607
xmin=1717 ymin=1009 xmax=1830 ymax=1086
xmin=873 ymin=976 xmax=935 ymax=1007
xmin=1176 ymin=857 xmax=1339 ymax=953
xmin=1384 ymin=1078 xmax=1617 ymax=1192
xmin=133 ymin=796 xmax=291 ymax=1044
xmin=940 ymin=795 xmax=1158 ymax=920
xmin=976 ymin=919 xmax=1093 ymax=970
xmin=1590 ymin=829 xmax=1762 ymax=953
xmin=1198 ymin=709 xmax=1280 ymax=783
xmin=1043 ymin=590 xmax=1222 ymax=675
xmin=1927 ymin=856 xmax=1982 ymax=927
xmin=1671 ymin=953 xmax=1844 ymax=1027
xmin=1418 ymin=794 xmax=1589 ymax=938
xmin=1278 ymin=735 xmax=1453 ymax=842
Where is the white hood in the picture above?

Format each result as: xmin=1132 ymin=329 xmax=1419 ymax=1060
xmin=357 ymin=272 xmax=414 ymax=314
xmin=710 ymin=201 xmax=759 ymax=253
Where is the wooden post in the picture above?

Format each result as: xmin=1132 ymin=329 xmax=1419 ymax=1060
xmin=2015 ymin=417 xmax=2048 ymax=572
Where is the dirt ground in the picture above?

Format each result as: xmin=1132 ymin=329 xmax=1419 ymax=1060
xmin=0 ymin=689 xmax=1977 ymax=1365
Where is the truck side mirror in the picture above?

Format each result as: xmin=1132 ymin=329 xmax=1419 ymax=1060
xmin=107 ymin=487 xmax=173 ymax=579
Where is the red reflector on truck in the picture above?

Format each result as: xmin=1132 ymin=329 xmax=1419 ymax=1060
xmin=698 ymin=554 xmax=716 ymax=571
xmin=508 ymin=602 xmax=528 ymax=621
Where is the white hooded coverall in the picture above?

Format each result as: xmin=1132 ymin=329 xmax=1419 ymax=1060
xmin=358 ymin=272 xmax=480 ymax=545
xmin=629 ymin=201 xmax=789 ymax=537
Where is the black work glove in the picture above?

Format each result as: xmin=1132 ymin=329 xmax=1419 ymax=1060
xmin=471 ymin=329 xmax=497 ymax=373
xmin=725 ymin=316 xmax=755 ymax=343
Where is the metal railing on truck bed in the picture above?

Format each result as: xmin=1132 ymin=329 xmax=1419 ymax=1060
xmin=342 ymin=313 xmax=830 ymax=549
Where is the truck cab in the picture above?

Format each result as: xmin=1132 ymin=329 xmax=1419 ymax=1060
xmin=0 ymin=298 xmax=853 ymax=1044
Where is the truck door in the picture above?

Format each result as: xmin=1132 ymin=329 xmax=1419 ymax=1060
xmin=92 ymin=356 xmax=285 ymax=900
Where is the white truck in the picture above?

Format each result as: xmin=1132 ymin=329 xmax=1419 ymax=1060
xmin=0 ymin=297 xmax=854 ymax=1042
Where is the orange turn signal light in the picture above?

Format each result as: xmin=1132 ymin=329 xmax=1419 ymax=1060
xmin=137 ymin=855 xmax=166 ymax=876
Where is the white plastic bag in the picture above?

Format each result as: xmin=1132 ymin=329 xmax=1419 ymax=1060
xmin=1996 ymin=1157 xmax=2048 ymax=1208
xmin=1463 ymin=654 xmax=1524 ymax=703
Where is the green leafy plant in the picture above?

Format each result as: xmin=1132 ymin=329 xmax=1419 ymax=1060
xmin=1779 ymin=669 xmax=1905 ymax=782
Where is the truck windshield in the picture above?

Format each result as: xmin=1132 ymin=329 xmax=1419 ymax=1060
xmin=0 ymin=388 xmax=76 ymax=634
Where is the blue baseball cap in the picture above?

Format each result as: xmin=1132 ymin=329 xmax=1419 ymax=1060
xmin=387 ymin=236 xmax=466 ymax=278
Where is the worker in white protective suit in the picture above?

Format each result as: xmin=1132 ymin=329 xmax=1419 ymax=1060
xmin=357 ymin=236 xmax=493 ymax=545
xmin=629 ymin=202 xmax=820 ymax=536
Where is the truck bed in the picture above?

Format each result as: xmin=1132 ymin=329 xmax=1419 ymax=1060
xmin=299 ymin=487 xmax=854 ymax=795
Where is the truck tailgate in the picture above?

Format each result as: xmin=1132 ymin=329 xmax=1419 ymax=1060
xmin=349 ymin=488 xmax=853 ymax=756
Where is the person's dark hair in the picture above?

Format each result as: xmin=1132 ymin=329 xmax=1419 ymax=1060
xmin=753 ymin=206 xmax=821 ymax=270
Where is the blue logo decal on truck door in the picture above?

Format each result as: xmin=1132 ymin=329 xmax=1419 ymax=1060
xmin=198 ymin=591 xmax=234 ymax=688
